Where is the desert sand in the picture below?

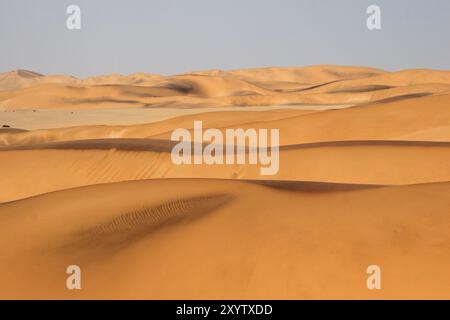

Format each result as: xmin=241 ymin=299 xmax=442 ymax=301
xmin=0 ymin=65 xmax=449 ymax=299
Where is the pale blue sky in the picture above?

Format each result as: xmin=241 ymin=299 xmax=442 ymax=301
xmin=1 ymin=0 xmax=449 ymax=78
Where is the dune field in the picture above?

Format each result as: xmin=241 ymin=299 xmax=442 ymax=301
xmin=0 ymin=65 xmax=449 ymax=299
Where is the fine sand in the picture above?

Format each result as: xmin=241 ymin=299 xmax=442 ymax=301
xmin=1 ymin=179 xmax=450 ymax=299
xmin=0 ymin=65 xmax=449 ymax=299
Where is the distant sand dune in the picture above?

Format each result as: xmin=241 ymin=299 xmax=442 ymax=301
xmin=2 ymin=92 xmax=450 ymax=146
xmin=2 ymin=65 xmax=450 ymax=110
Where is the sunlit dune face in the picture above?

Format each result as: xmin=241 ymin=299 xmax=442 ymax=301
xmin=1 ymin=180 xmax=450 ymax=299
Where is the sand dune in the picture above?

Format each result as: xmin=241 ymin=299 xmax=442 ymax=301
xmin=2 ymin=92 xmax=449 ymax=147
xmin=1 ymin=179 xmax=450 ymax=299
xmin=0 ymin=65 xmax=449 ymax=299
xmin=146 ymin=92 xmax=450 ymax=144
xmin=0 ymin=69 xmax=78 ymax=92
xmin=1 ymin=65 xmax=385 ymax=92
xmin=2 ymin=65 xmax=450 ymax=110
xmin=0 ymin=139 xmax=449 ymax=202
xmin=0 ymin=108 xmax=316 ymax=144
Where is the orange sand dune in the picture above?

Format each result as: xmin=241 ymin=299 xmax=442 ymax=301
xmin=1 ymin=65 xmax=385 ymax=92
xmin=2 ymin=65 xmax=450 ymax=110
xmin=1 ymin=66 xmax=449 ymax=299
xmin=0 ymin=69 xmax=75 ymax=91
xmin=0 ymin=69 xmax=163 ymax=91
xmin=190 ymin=65 xmax=386 ymax=84
xmin=304 ymin=69 xmax=450 ymax=94
xmin=0 ymin=139 xmax=449 ymax=202
xmin=2 ymin=92 xmax=450 ymax=147
xmin=0 ymin=109 xmax=316 ymax=146
xmin=147 ymin=93 xmax=450 ymax=144
xmin=0 ymin=179 xmax=449 ymax=299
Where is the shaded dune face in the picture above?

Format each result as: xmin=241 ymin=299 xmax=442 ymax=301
xmin=327 ymin=84 xmax=395 ymax=93
xmin=0 ymin=65 xmax=450 ymax=299
xmin=65 ymin=193 xmax=233 ymax=256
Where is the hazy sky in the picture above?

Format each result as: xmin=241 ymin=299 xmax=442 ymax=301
xmin=1 ymin=0 xmax=450 ymax=78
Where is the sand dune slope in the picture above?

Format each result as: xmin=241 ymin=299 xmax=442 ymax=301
xmin=0 ymin=140 xmax=449 ymax=202
xmin=2 ymin=92 xmax=449 ymax=147
xmin=0 ymin=109 xmax=316 ymax=145
xmin=148 ymin=93 xmax=450 ymax=144
xmin=0 ymin=179 xmax=449 ymax=299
